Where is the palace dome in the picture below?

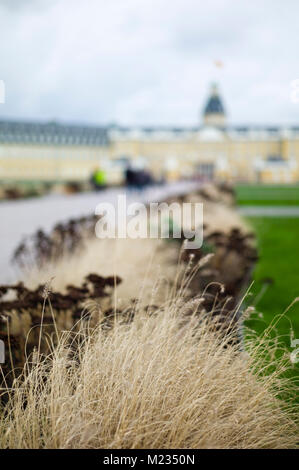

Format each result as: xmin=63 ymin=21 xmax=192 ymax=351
xmin=203 ymin=84 xmax=226 ymax=127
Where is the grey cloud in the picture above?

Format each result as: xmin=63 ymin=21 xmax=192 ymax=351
xmin=0 ymin=0 xmax=298 ymax=126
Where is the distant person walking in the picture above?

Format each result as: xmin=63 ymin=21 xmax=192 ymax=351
xmin=125 ymin=163 xmax=153 ymax=192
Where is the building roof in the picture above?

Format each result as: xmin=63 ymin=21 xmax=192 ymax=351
xmin=0 ymin=119 xmax=298 ymax=145
xmin=0 ymin=120 xmax=109 ymax=146
xmin=204 ymin=84 xmax=225 ymax=115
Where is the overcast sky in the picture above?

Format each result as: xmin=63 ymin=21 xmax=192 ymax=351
xmin=0 ymin=0 xmax=298 ymax=126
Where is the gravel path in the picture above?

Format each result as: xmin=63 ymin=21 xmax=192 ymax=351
xmin=0 ymin=181 xmax=199 ymax=283
xmin=238 ymin=206 xmax=299 ymax=217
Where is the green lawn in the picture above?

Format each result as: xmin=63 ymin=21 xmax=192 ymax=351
xmin=236 ymin=184 xmax=299 ymax=206
xmin=245 ymin=217 xmax=299 ymax=345
xmin=244 ymin=216 xmax=299 ymax=391
xmin=236 ymin=184 xmax=299 ymax=386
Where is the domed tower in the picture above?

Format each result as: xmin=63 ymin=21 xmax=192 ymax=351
xmin=203 ymin=83 xmax=226 ymax=127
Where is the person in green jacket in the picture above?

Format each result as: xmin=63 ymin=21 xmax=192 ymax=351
xmin=91 ymin=167 xmax=107 ymax=190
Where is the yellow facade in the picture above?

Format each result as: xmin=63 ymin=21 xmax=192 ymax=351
xmin=109 ymin=129 xmax=299 ymax=183
xmin=0 ymin=142 xmax=107 ymax=181
xmin=1 ymin=86 xmax=299 ymax=184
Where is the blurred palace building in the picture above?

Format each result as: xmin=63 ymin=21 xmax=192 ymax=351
xmin=1 ymin=84 xmax=299 ymax=184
